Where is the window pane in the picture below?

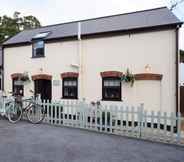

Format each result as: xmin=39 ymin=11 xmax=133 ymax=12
xmin=33 ymin=41 xmax=44 ymax=56
xmin=104 ymin=88 xmax=120 ymax=99
xmin=64 ymin=87 xmax=77 ymax=97
xmin=64 ymin=80 xmax=77 ymax=86
xmin=63 ymin=78 xmax=78 ymax=99
xmin=33 ymin=32 xmax=50 ymax=39
xmin=104 ymin=79 xmax=120 ymax=87
xmin=103 ymin=78 xmax=121 ymax=100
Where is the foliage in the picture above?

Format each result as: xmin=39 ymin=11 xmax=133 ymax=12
xmin=170 ymin=0 xmax=184 ymax=11
xmin=0 ymin=11 xmax=41 ymax=43
xmin=20 ymin=72 xmax=30 ymax=82
xmin=121 ymin=68 xmax=135 ymax=87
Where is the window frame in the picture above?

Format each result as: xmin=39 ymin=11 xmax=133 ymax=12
xmin=62 ymin=77 xmax=78 ymax=99
xmin=32 ymin=39 xmax=45 ymax=58
xmin=102 ymin=77 xmax=122 ymax=101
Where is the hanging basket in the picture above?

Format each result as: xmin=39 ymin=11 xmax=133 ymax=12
xmin=16 ymin=72 xmax=31 ymax=85
xmin=121 ymin=68 xmax=135 ymax=87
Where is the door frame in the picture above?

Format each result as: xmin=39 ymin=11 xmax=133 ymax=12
xmin=32 ymin=74 xmax=52 ymax=101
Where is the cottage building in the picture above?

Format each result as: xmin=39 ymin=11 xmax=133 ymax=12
xmin=2 ymin=7 xmax=183 ymax=113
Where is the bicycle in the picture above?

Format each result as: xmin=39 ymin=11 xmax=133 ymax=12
xmin=4 ymin=91 xmax=46 ymax=124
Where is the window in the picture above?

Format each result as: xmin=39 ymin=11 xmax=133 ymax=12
xmin=32 ymin=32 xmax=50 ymax=39
xmin=102 ymin=77 xmax=121 ymax=101
xmin=32 ymin=40 xmax=44 ymax=57
xmin=12 ymin=79 xmax=24 ymax=96
xmin=62 ymin=78 xmax=78 ymax=99
xmin=0 ymin=78 xmax=1 ymax=90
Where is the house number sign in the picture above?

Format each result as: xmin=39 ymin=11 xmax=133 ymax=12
xmin=53 ymin=80 xmax=60 ymax=86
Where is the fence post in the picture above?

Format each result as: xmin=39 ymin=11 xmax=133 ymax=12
xmin=79 ymin=100 xmax=85 ymax=128
xmin=138 ymin=103 xmax=144 ymax=138
xmin=177 ymin=112 xmax=181 ymax=144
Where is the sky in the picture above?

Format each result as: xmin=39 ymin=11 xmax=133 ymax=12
xmin=0 ymin=0 xmax=183 ymax=49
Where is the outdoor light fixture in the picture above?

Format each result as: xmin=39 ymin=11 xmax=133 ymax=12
xmin=70 ymin=63 xmax=79 ymax=68
xmin=39 ymin=68 xmax=43 ymax=72
xmin=145 ymin=64 xmax=151 ymax=73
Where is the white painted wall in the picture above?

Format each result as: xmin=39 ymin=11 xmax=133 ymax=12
xmin=179 ymin=63 xmax=184 ymax=86
xmin=4 ymin=29 xmax=176 ymax=113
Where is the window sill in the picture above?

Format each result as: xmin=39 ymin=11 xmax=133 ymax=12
xmin=101 ymin=99 xmax=123 ymax=102
xmin=61 ymin=97 xmax=78 ymax=100
xmin=31 ymin=56 xmax=45 ymax=59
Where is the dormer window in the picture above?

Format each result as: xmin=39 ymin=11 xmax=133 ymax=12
xmin=32 ymin=40 xmax=44 ymax=58
xmin=32 ymin=32 xmax=50 ymax=39
xmin=32 ymin=32 xmax=50 ymax=58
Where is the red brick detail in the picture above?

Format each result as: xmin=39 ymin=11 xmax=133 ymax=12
xmin=32 ymin=74 xmax=52 ymax=81
xmin=100 ymin=71 xmax=123 ymax=78
xmin=11 ymin=73 xmax=23 ymax=79
xmin=134 ymin=73 xmax=163 ymax=81
xmin=61 ymin=72 xmax=79 ymax=78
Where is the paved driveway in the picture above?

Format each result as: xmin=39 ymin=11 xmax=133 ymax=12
xmin=0 ymin=119 xmax=184 ymax=162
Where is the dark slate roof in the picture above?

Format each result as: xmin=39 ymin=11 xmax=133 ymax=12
xmin=3 ymin=7 xmax=182 ymax=46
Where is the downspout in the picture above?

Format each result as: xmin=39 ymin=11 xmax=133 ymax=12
xmin=78 ymin=22 xmax=84 ymax=100
xmin=2 ymin=46 xmax=4 ymax=91
xmin=176 ymin=26 xmax=179 ymax=115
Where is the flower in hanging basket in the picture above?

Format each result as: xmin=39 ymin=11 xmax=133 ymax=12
xmin=20 ymin=72 xmax=30 ymax=82
xmin=121 ymin=68 xmax=135 ymax=87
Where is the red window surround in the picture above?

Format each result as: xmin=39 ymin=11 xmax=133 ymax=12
xmin=32 ymin=74 xmax=52 ymax=80
xmin=11 ymin=73 xmax=23 ymax=79
xmin=61 ymin=72 xmax=79 ymax=78
xmin=100 ymin=71 xmax=123 ymax=78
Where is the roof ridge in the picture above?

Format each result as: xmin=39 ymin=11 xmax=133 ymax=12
xmin=26 ymin=6 xmax=168 ymax=31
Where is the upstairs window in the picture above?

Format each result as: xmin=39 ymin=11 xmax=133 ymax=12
xmin=102 ymin=77 xmax=121 ymax=101
xmin=32 ymin=40 xmax=44 ymax=58
xmin=63 ymin=77 xmax=78 ymax=99
xmin=32 ymin=32 xmax=50 ymax=58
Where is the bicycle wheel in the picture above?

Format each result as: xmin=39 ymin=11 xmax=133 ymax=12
xmin=27 ymin=103 xmax=45 ymax=124
xmin=7 ymin=103 xmax=22 ymax=123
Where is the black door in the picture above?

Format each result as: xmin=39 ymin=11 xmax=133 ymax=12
xmin=34 ymin=79 xmax=52 ymax=101
xmin=180 ymin=86 xmax=184 ymax=116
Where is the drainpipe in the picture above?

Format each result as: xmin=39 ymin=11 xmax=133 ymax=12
xmin=176 ymin=26 xmax=180 ymax=115
xmin=2 ymin=46 xmax=4 ymax=91
xmin=78 ymin=22 xmax=84 ymax=100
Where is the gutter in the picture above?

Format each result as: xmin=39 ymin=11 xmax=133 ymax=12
xmin=78 ymin=22 xmax=84 ymax=100
xmin=2 ymin=46 xmax=4 ymax=91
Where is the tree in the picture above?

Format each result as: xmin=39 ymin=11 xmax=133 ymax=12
xmin=170 ymin=0 xmax=184 ymax=10
xmin=0 ymin=12 xmax=41 ymax=43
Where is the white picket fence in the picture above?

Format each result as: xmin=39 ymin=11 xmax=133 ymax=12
xmin=39 ymin=100 xmax=184 ymax=145
xmin=0 ymin=97 xmax=184 ymax=145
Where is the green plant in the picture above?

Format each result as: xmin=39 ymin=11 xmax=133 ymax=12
xmin=121 ymin=68 xmax=135 ymax=87
xmin=20 ymin=72 xmax=30 ymax=82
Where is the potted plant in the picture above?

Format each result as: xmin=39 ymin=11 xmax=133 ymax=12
xmin=121 ymin=68 xmax=135 ymax=87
